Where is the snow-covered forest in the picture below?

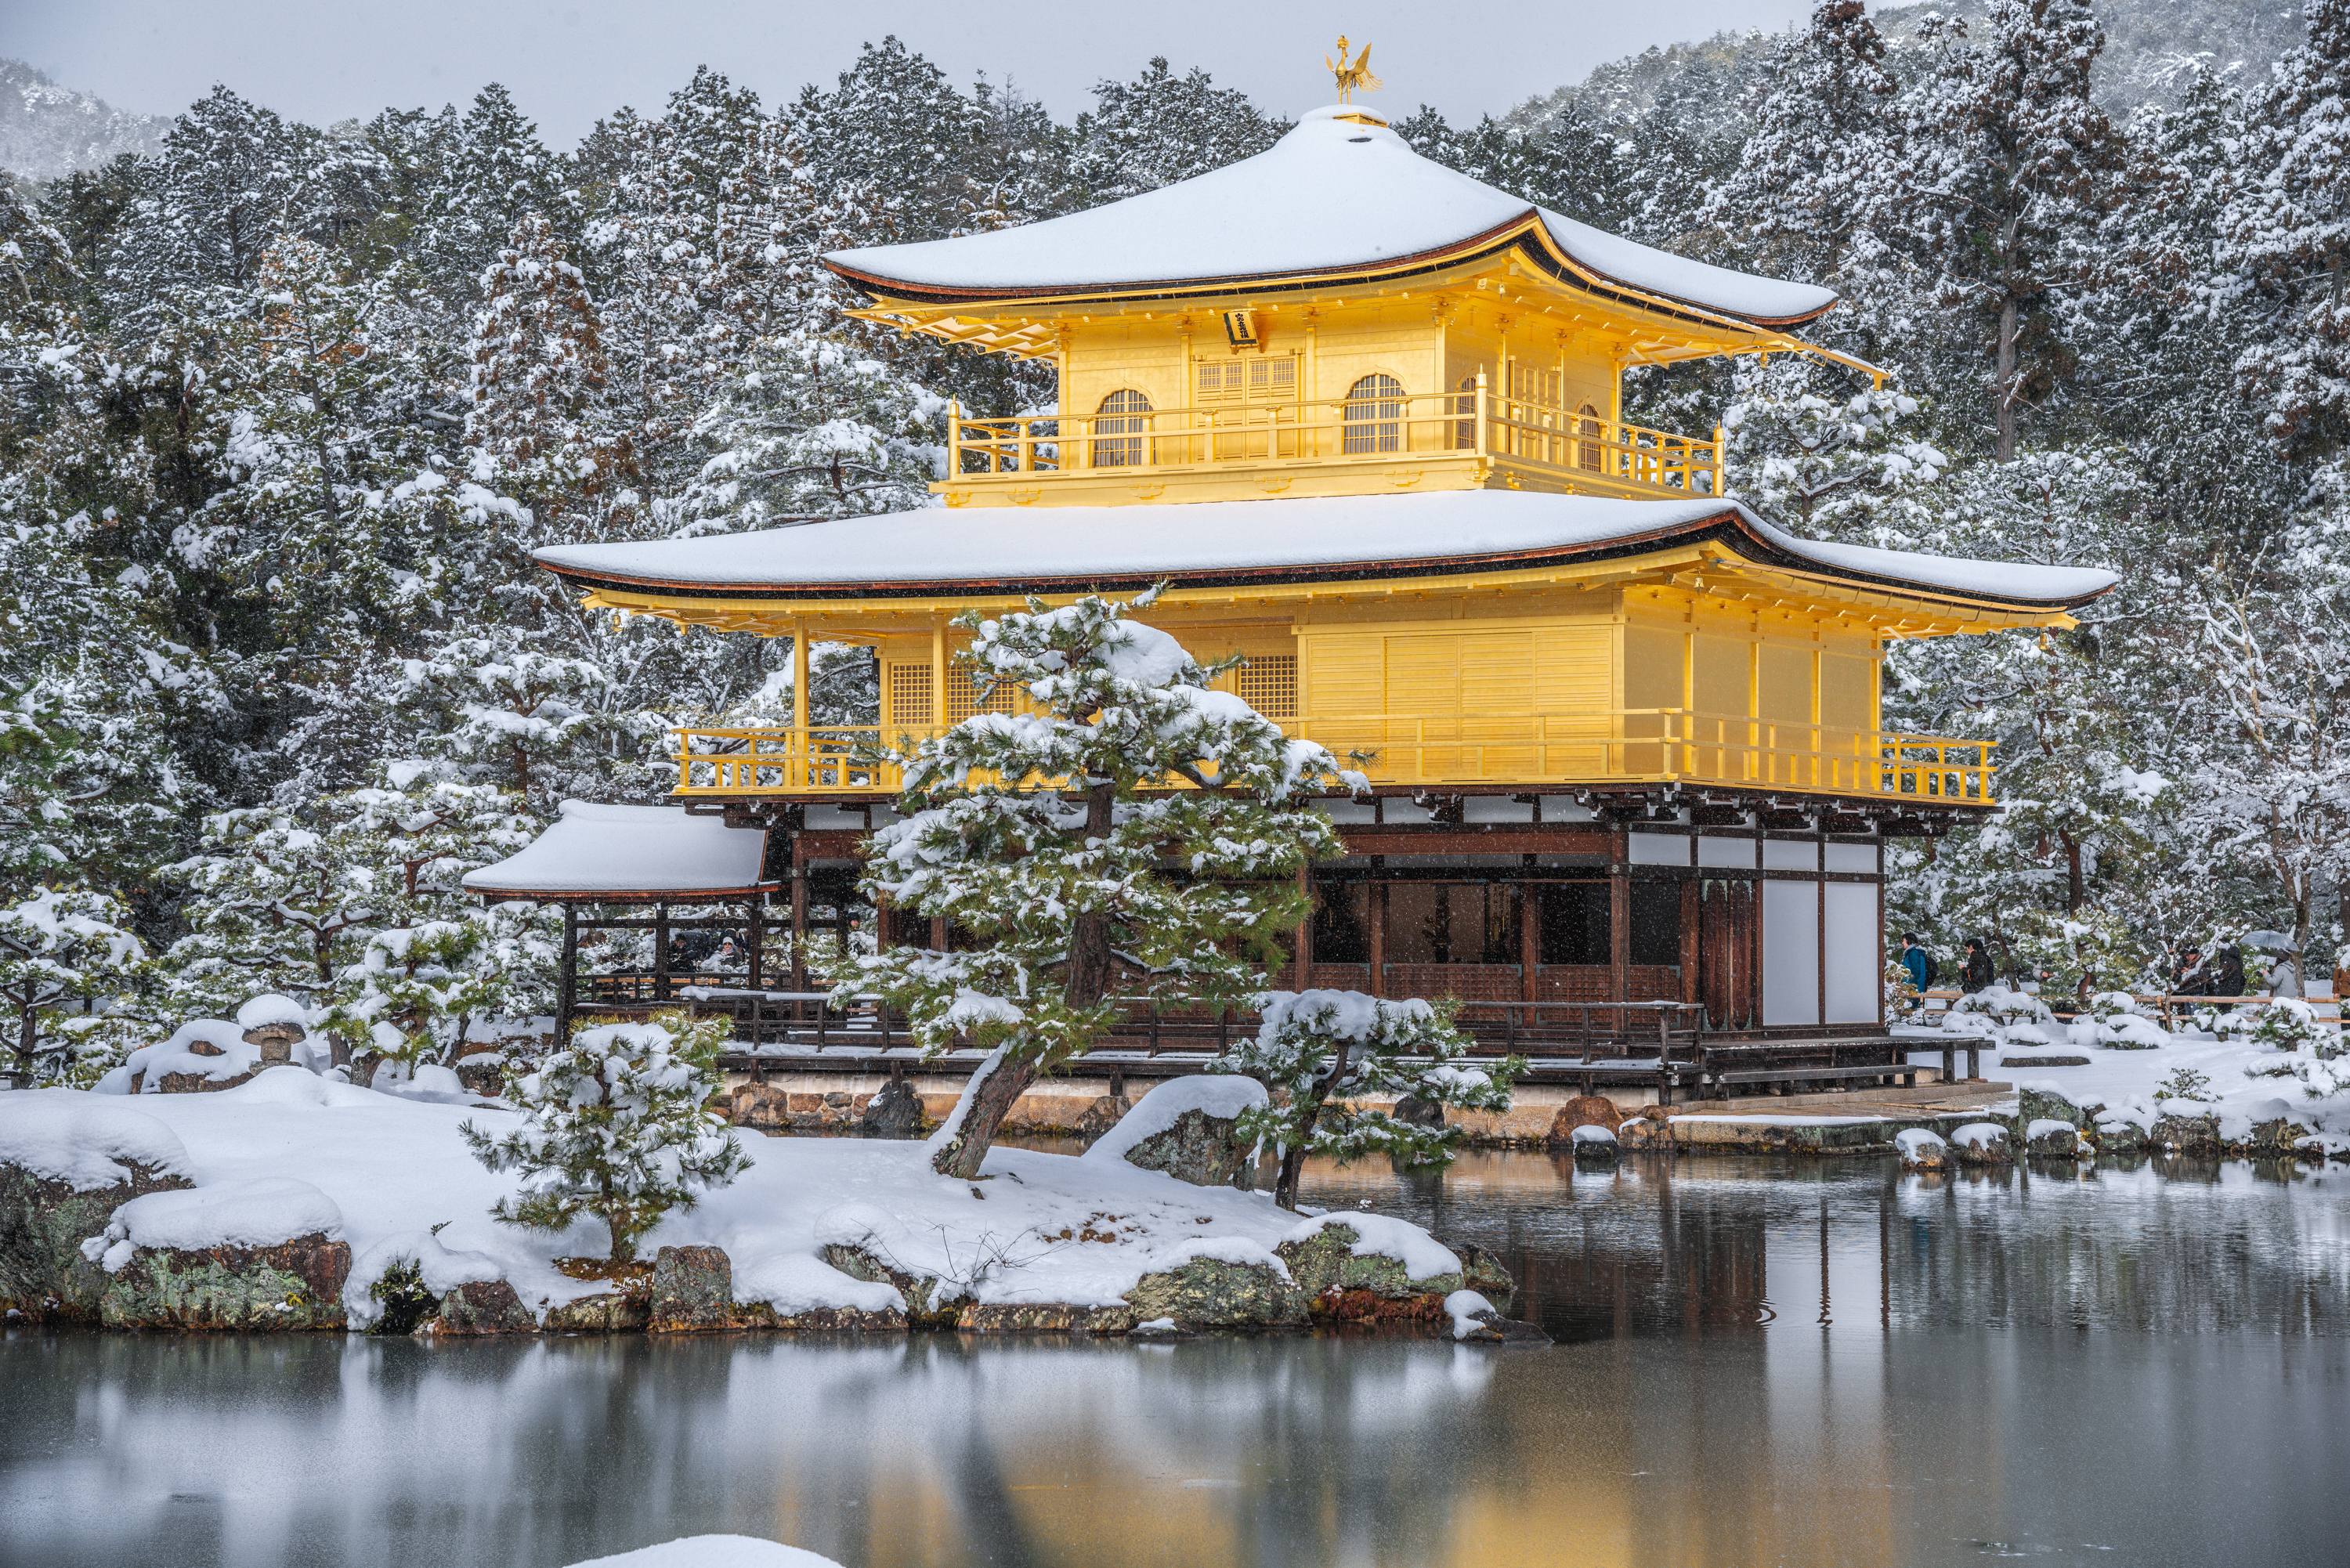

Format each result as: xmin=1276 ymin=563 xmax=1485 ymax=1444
xmin=7 ymin=0 xmax=2350 ymax=1080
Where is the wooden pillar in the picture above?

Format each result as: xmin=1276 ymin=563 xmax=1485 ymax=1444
xmin=556 ymin=902 xmax=577 ymax=1045
xmin=1368 ymin=877 xmax=1388 ymax=998
xmin=931 ymin=914 xmax=949 ymax=953
xmin=745 ymin=896 xmax=763 ymax=991
xmin=931 ymin=617 xmax=948 ymax=735
xmin=789 ymin=841 xmax=809 ymax=992
xmin=1518 ymin=879 xmax=1540 ymax=1003
xmin=790 ymin=615 xmax=810 ymax=789
xmin=1679 ymin=878 xmax=1701 ymax=1006
xmin=1610 ymin=834 xmax=1630 ymax=1006
xmin=1294 ymin=863 xmax=1313 ymax=991
xmin=653 ymin=902 xmax=671 ymax=1003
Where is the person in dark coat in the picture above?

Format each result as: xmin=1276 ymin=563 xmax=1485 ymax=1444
xmin=2208 ymin=943 xmax=2245 ymax=999
xmin=1960 ymin=938 xmax=1994 ymax=993
xmin=2171 ymin=943 xmax=2211 ymax=998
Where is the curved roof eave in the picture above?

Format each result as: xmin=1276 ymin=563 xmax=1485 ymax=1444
xmin=531 ymin=504 xmax=2114 ymax=617
xmin=826 ymin=213 xmax=1838 ymax=334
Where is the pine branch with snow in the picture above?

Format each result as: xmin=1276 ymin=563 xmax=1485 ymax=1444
xmin=1210 ymin=989 xmax=1520 ymax=1212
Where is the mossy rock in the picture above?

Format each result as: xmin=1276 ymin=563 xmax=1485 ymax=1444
xmin=1123 ymin=1257 xmax=1306 ymax=1328
xmin=98 ymin=1233 xmax=349 ymax=1331
xmin=1117 ymin=1107 xmax=1257 ymax=1190
xmin=2 ymin=1159 xmax=193 ymax=1321
xmin=1274 ymin=1223 xmax=1465 ymax=1301
xmin=648 ymin=1245 xmax=734 ymax=1333
xmin=752 ymin=1302 xmax=908 ymax=1331
xmin=819 ymin=1241 xmax=970 ymax=1328
xmin=543 ymin=1289 xmax=652 ymax=1332
xmin=2151 ymin=1113 xmax=2222 ymax=1155
xmin=432 ymin=1278 xmax=536 ymax=1335
xmin=2019 ymin=1087 xmax=2098 ymax=1130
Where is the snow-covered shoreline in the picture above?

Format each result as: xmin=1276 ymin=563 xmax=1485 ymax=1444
xmin=0 ymin=1072 xmax=1502 ymax=1335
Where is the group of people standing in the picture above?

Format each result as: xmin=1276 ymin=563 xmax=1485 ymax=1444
xmin=1895 ymin=933 xmax=2251 ymax=999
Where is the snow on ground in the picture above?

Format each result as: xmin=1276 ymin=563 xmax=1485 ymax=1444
xmin=563 ymin=1537 xmax=841 ymax=1568
xmin=0 ymin=1072 xmax=1459 ymax=1327
xmin=1900 ymin=989 xmax=2350 ymax=1150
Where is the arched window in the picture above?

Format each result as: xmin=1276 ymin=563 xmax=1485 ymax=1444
xmin=1454 ymin=373 xmax=1477 ymax=450
xmin=1576 ymin=401 xmax=1603 ymax=472
xmin=1090 ymin=388 xmax=1152 ymax=468
xmin=1343 ymin=374 xmax=1405 ymax=455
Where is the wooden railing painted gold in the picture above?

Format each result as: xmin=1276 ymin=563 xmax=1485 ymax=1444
xmin=947 ymin=379 xmax=1722 ymax=499
xmin=671 ymin=711 xmax=1994 ymax=803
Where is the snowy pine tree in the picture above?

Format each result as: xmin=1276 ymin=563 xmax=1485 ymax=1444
xmin=851 ymin=591 xmax=1354 ymax=1180
xmin=1210 ymin=991 xmax=1519 ymax=1212
xmin=461 ymin=1013 xmax=747 ymax=1262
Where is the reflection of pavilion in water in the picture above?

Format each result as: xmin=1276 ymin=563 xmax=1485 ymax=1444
xmin=1367 ymin=1156 xmax=1771 ymax=1342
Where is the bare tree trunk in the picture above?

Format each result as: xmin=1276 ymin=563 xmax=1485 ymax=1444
xmin=1272 ymin=1039 xmax=1353 ymax=1211
xmin=930 ymin=780 xmax=1119 ymax=1180
xmin=1995 ymin=294 xmax=2018 ymax=464
xmin=930 ymin=1052 xmax=1039 ymax=1180
xmin=2061 ymin=831 xmax=2084 ymax=914
xmin=1063 ymin=779 xmax=1116 ymax=1007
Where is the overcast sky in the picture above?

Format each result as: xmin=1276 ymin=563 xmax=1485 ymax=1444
xmin=9 ymin=1 xmax=1811 ymax=145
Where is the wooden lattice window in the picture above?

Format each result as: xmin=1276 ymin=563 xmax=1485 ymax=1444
xmin=946 ymin=668 xmax=1018 ymax=723
xmin=1343 ymin=374 xmax=1404 ymax=454
xmin=1197 ymin=357 xmax=1297 ymax=403
xmin=884 ymin=662 xmax=933 ymax=726
xmin=1235 ymin=654 xmax=1297 ymax=719
xmin=1455 ymin=372 xmax=1477 ymax=450
xmin=1577 ymin=401 xmax=1603 ymax=471
xmin=1090 ymin=388 xmax=1152 ymax=468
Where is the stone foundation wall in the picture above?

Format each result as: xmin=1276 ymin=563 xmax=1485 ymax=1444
xmin=717 ymin=1070 xmax=1657 ymax=1145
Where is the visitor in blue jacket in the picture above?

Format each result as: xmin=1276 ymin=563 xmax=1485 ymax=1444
xmin=1899 ymin=933 xmax=1936 ymax=994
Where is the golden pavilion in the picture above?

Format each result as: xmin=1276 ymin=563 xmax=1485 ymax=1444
xmin=468 ymin=93 xmax=2116 ymax=1064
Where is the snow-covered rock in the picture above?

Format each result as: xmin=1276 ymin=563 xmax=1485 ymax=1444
xmin=79 ymin=1176 xmax=350 ymax=1330
xmin=1950 ymin=1122 xmax=2012 ymax=1165
xmin=1895 ymin=1127 xmax=1950 ymax=1170
xmin=103 ymin=1020 xmax=261 ymax=1095
xmin=562 ymin=1537 xmax=844 ymax=1568
xmin=1083 ymin=1075 xmax=1267 ymax=1189
xmin=0 ymin=1093 xmax=195 ymax=1319
xmin=2025 ymin=1118 xmax=2091 ymax=1158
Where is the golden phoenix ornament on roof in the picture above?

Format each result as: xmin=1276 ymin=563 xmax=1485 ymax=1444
xmin=1326 ymin=37 xmax=1382 ymax=103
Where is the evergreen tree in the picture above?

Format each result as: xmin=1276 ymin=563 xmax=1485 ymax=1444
xmin=1072 ymin=59 xmax=1285 ymax=204
xmin=1860 ymin=2 xmax=2128 ymax=461
xmin=461 ymin=1013 xmax=747 ymax=1262
xmin=0 ymin=887 xmax=145 ymax=1086
xmin=2224 ymin=0 xmax=2350 ymax=461
xmin=677 ymin=331 xmax=942 ymax=530
xmin=1707 ymin=2 xmax=1901 ymax=317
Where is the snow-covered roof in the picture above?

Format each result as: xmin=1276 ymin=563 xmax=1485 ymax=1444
xmin=825 ymin=106 xmax=1837 ymax=327
xmin=462 ymin=800 xmax=773 ymax=901
xmin=533 ymin=490 xmax=2120 ymax=612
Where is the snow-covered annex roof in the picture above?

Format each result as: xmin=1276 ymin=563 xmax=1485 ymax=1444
xmin=462 ymin=801 xmax=772 ymax=901
xmin=532 ymin=491 xmax=2119 ymax=613
xmin=825 ymin=106 xmax=1838 ymax=329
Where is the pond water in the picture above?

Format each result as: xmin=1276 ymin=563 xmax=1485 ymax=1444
xmin=5 ymin=1151 xmax=2348 ymax=1568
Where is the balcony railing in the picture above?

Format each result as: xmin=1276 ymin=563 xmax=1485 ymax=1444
xmin=671 ymin=711 xmax=1994 ymax=803
xmin=947 ymin=381 xmax=1721 ymax=499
